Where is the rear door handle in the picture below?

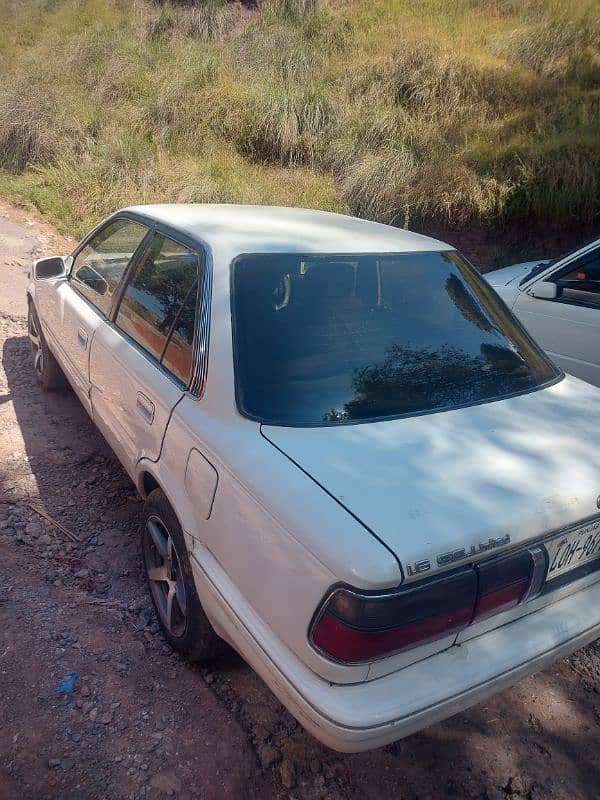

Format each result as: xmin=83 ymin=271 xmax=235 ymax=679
xmin=77 ymin=328 xmax=88 ymax=349
xmin=136 ymin=392 xmax=155 ymax=424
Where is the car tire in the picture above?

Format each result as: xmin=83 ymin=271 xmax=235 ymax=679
xmin=141 ymin=488 xmax=227 ymax=662
xmin=27 ymin=302 xmax=66 ymax=391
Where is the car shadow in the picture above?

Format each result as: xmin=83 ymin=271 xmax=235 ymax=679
xmin=1 ymin=331 xmax=144 ymax=599
xmin=2 ymin=330 xmax=599 ymax=800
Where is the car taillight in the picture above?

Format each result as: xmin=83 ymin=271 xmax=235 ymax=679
xmin=311 ymin=547 xmax=547 ymax=664
xmin=311 ymin=568 xmax=477 ymax=664
xmin=472 ymin=550 xmax=532 ymax=622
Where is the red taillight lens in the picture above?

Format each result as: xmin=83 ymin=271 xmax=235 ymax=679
xmin=311 ymin=547 xmax=546 ymax=664
xmin=472 ymin=550 xmax=533 ymax=622
xmin=311 ymin=568 xmax=477 ymax=664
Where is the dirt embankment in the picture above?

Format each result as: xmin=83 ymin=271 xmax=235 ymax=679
xmin=0 ymin=201 xmax=598 ymax=800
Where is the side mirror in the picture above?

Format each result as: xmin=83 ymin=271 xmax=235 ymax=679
xmin=528 ymin=281 xmax=557 ymax=300
xmin=34 ymin=256 xmax=66 ymax=280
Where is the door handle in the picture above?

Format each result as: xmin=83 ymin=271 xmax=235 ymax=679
xmin=136 ymin=392 xmax=155 ymax=424
xmin=77 ymin=328 xmax=88 ymax=349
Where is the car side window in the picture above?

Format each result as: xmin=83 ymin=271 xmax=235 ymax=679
xmin=115 ymin=234 xmax=199 ymax=385
xmin=71 ymin=219 xmax=149 ymax=316
xmin=551 ymin=250 xmax=600 ymax=309
xmin=161 ymin=287 xmax=198 ymax=385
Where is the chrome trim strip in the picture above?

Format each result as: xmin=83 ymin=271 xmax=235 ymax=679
xmin=189 ymin=251 xmax=212 ymax=398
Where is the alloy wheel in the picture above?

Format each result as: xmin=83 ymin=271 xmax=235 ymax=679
xmin=143 ymin=516 xmax=188 ymax=638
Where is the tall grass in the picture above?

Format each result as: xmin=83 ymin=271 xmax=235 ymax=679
xmin=0 ymin=0 xmax=598 ymax=242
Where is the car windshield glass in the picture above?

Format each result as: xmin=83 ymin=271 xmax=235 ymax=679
xmin=232 ymin=251 xmax=560 ymax=426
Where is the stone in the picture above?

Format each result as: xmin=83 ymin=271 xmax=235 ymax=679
xmin=100 ymin=711 xmax=113 ymax=725
xmin=505 ymin=776 xmax=527 ymax=796
xmin=280 ymin=759 xmax=296 ymax=789
xmin=258 ymin=743 xmax=280 ymax=769
xmin=25 ymin=522 xmax=42 ymax=537
xmin=253 ymin=725 xmax=268 ymax=742
xmin=149 ymin=771 xmax=182 ymax=795
xmin=89 ymin=707 xmax=98 ymax=722
xmin=73 ymin=568 xmax=89 ymax=579
xmin=87 ymin=554 xmax=108 ymax=573
xmin=135 ymin=609 xmax=152 ymax=631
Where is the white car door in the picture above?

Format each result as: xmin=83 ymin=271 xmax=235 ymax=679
xmin=89 ymin=229 xmax=203 ymax=478
xmin=513 ymin=246 xmax=600 ymax=387
xmin=36 ymin=217 xmax=151 ymax=413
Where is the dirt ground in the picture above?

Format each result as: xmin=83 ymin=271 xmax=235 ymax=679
xmin=0 ymin=201 xmax=599 ymax=800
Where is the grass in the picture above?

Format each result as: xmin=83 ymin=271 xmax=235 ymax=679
xmin=0 ymin=0 xmax=598 ymax=244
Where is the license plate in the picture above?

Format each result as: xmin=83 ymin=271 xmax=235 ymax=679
xmin=546 ymin=517 xmax=600 ymax=581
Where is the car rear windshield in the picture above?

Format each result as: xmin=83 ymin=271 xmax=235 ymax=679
xmin=231 ymin=251 xmax=560 ymax=426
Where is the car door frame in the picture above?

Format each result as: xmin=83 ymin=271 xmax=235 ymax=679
xmin=104 ymin=218 xmax=211 ymax=401
xmin=40 ymin=213 xmax=154 ymax=412
xmin=66 ymin=211 xmax=156 ymax=312
xmin=515 ymin=242 xmax=600 ymax=384
xmin=529 ymin=246 xmax=600 ymax=311
xmin=85 ymin=216 xmax=212 ymax=480
xmin=519 ymin=240 xmax=600 ymax=297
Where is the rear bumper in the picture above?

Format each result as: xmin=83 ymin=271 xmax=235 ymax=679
xmin=191 ymin=548 xmax=600 ymax=752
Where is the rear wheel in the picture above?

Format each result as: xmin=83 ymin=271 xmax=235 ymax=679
xmin=141 ymin=488 xmax=227 ymax=662
xmin=27 ymin=302 xmax=66 ymax=391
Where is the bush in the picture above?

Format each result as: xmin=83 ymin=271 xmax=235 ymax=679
xmin=0 ymin=0 xmax=598 ymax=236
xmin=213 ymin=82 xmax=337 ymax=165
xmin=0 ymin=83 xmax=74 ymax=172
xmin=491 ymin=16 xmax=600 ymax=80
xmin=145 ymin=0 xmax=240 ymax=42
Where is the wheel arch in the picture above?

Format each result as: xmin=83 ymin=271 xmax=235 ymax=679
xmin=137 ymin=463 xmax=193 ymax=535
xmin=139 ymin=469 xmax=161 ymax=500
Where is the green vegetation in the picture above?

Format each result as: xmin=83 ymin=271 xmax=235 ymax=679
xmin=0 ymin=0 xmax=598 ymax=240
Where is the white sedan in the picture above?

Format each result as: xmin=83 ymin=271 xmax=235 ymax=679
xmin=486 ymin=238 xmax=600 ymax=386
xmin=28 ymin=205 xmax=600 ymax=752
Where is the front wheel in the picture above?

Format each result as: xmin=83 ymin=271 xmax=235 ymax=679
xmin=141 ymin=488 xmax=227 ymax=662
xmin=27 ymin=302 xmax=66 ymax=391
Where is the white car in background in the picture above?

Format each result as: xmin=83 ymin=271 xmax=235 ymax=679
xmin=27 ymin=205 xmax=600 ymax=752
xmin=486 ymin=238 xmax=600 ymax=386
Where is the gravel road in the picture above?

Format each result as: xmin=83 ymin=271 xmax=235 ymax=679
xmin=0 ymin=201 xmax=598 ymax=800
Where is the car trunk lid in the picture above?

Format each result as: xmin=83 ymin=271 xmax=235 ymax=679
xmin=262 ymin=376 xmax=600 ymax=584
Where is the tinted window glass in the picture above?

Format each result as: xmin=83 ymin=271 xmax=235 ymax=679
xmin=116 ymin=235 xmax=198 ymax=371
xmin=232 ymin=252 xmax=559 ymax=425
xmin=71 ymin=219 xmax=148 ymax=315
xmin=162 ymin=285 xmax=197 ymax=384
xmin=554 ymin=251 xmax=600 ymax=308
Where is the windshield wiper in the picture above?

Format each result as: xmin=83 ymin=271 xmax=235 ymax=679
xmin=518 ymin=260 xmax=552 ymax=286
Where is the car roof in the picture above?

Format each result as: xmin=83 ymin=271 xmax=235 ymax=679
xmin=124 ymin=204 xmax=451 ymax=256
